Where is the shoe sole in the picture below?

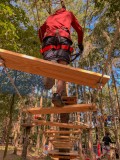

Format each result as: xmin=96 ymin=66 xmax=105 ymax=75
xmin=52 ymin=99 xmax=64 ymax=107
xmin=43 ymin=77 xmax=55 ymax=90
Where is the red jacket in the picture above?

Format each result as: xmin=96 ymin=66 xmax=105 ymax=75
xmin=39 ymin=8 xmax=83 ymax=44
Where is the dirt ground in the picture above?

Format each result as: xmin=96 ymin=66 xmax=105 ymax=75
xmin=0 ymin=147 xmax=49 ymax=160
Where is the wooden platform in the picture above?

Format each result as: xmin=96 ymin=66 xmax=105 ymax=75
xmin=44 ymin=130 xmax=82 ymax=134
xmin=33 ymin=120 xmax=89 ymax=129
xmin=0 ymin=49 xmax=110 ymax=88
xmin=24 ymin=104 xmax=97 ymax=114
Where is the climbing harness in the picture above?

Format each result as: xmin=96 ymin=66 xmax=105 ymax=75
xmin=40 ymin=45 xmax=73 ymax=54
xmin=70 ymin=51 xmax=82 ymax=62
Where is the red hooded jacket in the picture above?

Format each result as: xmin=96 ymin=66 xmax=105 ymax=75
xmin=39 ymin=8 xmax=83 ymax=44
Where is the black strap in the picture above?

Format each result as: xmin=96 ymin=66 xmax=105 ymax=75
xmin=70 ymin=51 xmax=82 ymax=62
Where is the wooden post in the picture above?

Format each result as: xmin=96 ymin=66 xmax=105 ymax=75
xmin=21 ymin=126 xmax=31 ymax=160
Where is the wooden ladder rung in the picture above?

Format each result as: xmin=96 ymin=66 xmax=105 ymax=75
xmin=48 ymin=150 xmax=78 ymax=156
xmin=50 ymin=155 xmax=78 ymax=159
xmin=0 ymin=49 xmax=110 ymax=88
xmin=33 ymin=120 xmax=89 ymax=129
xmin=23 ymin=104 xmax=97 ymax=114
xmin=44 ymin=130 xmax=82 ymax=134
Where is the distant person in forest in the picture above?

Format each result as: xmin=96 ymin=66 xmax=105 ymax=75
xmin=38 ymin=0 xmax=84 ymax=106
xmin=102 ymin=132 xmax=114 ymax=160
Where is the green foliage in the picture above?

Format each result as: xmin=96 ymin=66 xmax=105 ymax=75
xmin=94 ymin=0 xmax=120 ymax=17
xmin=0 ymin=0 xmax=41 ymax=57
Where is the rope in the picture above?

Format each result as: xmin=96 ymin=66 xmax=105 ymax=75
xmin=0 ymin=58 xmax=31 ymax=115
xmin=1 ymin=60 xmax=22 ymax=100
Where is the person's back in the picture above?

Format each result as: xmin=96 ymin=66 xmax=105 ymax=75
xmin=39 ymin=8 xmax=83 ymax=44
xmin=103 ymin=134 xmax=112 ymax=146
xmin=102 ymin=133 xmax=113 ymax=160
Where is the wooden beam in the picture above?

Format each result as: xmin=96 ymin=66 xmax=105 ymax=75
xmin=48 ymin=136 xmax=79 ymax=140
xmin=0 ymin=49 xmax=110 ymax=88
xmin=52 ymin=142 xmax=74 ymax=147
xmin=33 ymin=120 xmax=89 ymax=129
xmin=48 ymin=150 xmax=78 ymax=156
xmin=49 ymin=139 xmax=75 ymax=143
xmin=50 ymin=155 xmax=77 ymax=159
xmin=44 ymin=130 xmax=82 ymax=134
xmin=53 ymin=145 xmax=73 ymax=149
xmin=24 ymin=104 xmax=97 ymax=114
xmin=22 ymin=124 xmax=35 ymax=127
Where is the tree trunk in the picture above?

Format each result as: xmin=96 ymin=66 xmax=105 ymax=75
xmin=88 ymin=113 xmax=94 ymax=159
xmin=99 ymin=90 xmax=105 ymax=136
xmin=111 ymin=70 xmax=120 ymax=121
xmin=3 ymin=94 xmax=15 ymax=160
xmin=108 ymin=83 xmax=120 ymax=159
xmin=13 ymin=113 xmax=21 ymax=155
xmin=42 ymin=126 xmax=47 ymax=152
xmin=35 ymin=127 xmax=41 ymax=155
xmin=21 ymin=126 xmax=31 ymax=160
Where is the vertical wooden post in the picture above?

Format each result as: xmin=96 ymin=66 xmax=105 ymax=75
xmin=108 ymin=83 xmax=120 ymax=159
xmin=86 ymin=111 xmax=94 ymax=159
xmin=21 ymin=126 xmax=31 ymax=160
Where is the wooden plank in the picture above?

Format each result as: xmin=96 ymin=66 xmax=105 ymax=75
xmin=53 ymin=145 xmax=73 ymax=149
xmin=50 ymin=155 xmax=77 ymax=159
xmin=48 ymin=136 xmax=79 ymax=140
xmin=33 ymin=120 xmax=89 ymax=129
xmin=49 ymin=139 xmax=75 ymax=143
xmin=52 ymin=142 xmax=74 ymax=147
xmin=48 ymin=150 xmax=78 ymax=156
xmin=44 ymin=130 xmax=82 ymax=134
xmin=0 ymin=49 xmax=110 ymax=88
xmin=62 ymin=96 xmax=77 ymax=105
xmin=22 ymin=123 xmax=35 ymax=127
xmin=24 ymin=104 xmax=97 ymax=114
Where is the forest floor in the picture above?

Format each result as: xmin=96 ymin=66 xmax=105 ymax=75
xmin=0 ymin=145 xmax=53 ymax=160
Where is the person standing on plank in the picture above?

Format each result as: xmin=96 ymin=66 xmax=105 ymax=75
xmin=39 ymin=0 xmax=84 ymax=106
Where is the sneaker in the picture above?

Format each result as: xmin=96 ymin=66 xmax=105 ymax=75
xmin=52 ymin=93 xmax=64 ymax=107
xmin=43 ymin=77 xmax=55 ymax=90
